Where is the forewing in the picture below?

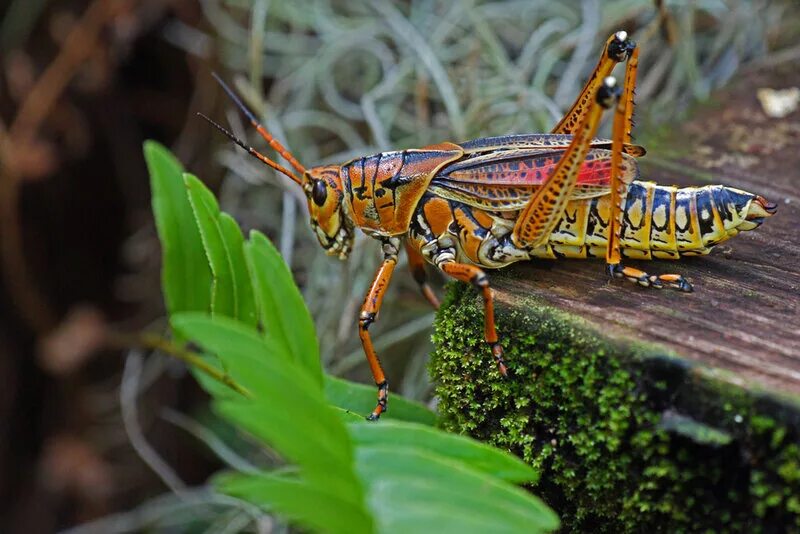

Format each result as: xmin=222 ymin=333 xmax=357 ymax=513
xmin=431 ymin=148 xmax=629 ymax=211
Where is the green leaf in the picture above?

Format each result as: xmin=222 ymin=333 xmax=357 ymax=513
xmin=215 ymin=471 xmax=374 ymax=534
xmin=244 ymin=230 xmax=322 ymax=386
xmin=348 ymin=420 xmax=537 ymax=484
xmin=219 ymin=213 xmax=258 ymax=326
xmin=184 ymin=174 xmax=257 ymax=326
xmin=215 ymin=398 xmax=362 ymax=500
xmin=185 ymin=173 xmax=236 ymax=318
xmin=355 ymin=447 xmax=559 ymax=534
xmin=325 ymin=375 xmax=436 ymax=426
xmin=170 ymin=313 xmax=360 ymax=498
xmin=144 ymin=141 xmax=211 ymax=315
xmin=332 ymin=406 xmax=369 ymax=423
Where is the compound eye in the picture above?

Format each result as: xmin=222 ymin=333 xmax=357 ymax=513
xmin=312 ymin=179 xmax=328 ymax=206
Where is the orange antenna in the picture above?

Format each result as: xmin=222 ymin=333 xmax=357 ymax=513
xmin=211 ymin=72 xmax=306 ymax=175
xmin=198 ymin=113 xmax=303 ymax=185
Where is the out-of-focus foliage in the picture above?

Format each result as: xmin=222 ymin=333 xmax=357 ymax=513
xmin=141 ymin=140 xmax=558 ymax=533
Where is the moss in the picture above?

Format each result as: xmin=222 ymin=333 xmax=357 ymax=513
xmin=430 ymin=282 xmax=800 ymax=533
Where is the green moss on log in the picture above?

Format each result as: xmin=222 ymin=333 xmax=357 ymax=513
xmin=430 ymin=282 xmax=800 ymax=532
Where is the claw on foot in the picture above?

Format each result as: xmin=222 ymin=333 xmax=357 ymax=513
xmin=367 ymin=380 xmax=389 ymax=421
xmin=659 ymin=273 xmax=694 ymax=292
xmin=491 ymin=343 xmax=508 ymax=377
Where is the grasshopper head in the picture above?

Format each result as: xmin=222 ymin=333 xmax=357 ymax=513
xmin=203 ymin=74 xmax=356 ymax=260
xmin=304 ymin=165 xmax=355 ymax=259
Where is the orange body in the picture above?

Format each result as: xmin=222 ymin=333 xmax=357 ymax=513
xmin=339 ymin=143 xmax=462 ymax=236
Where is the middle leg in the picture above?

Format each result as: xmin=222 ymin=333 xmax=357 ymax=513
xmin=404 ymin=240 xmax=440 ymax=310
xmin=438 ymin=261 xmax=507 ymax=377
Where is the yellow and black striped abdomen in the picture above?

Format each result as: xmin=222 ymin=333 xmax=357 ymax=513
xmin=530 ymin=181 xmax=763 ymax=260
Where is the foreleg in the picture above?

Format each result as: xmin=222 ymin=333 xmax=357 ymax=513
xmin=360 ymin=238 xmax=400 ymax=420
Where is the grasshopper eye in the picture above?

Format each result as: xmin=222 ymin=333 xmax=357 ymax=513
xmin=312 ymin=179 xmax=328 ymax=206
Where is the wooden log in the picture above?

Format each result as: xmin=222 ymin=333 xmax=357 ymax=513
xmin=430 ymin=62 xmax=800 ymax=532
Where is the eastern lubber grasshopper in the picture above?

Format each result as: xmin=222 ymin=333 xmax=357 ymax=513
xmin=202 ymin=31 xmax=777 ymax=420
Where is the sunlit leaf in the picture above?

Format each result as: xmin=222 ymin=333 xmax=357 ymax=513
xmin=355 ymin=447 xmax=559 ymax=534
xmin=171 ymin=313 xmax=360 ymax=499
xmin=185 ymin=174 xmax=257 ymax=326
xmin=219 ymin=213 xmax=258 ymax=326
xmin=325 ymin=375 xmax=436 ymax=426
xmin=245 ymin=230 xmax=322 ymax=385
xmin=348 ymin=420 xmax=537 ymax=484
xmin=185 ymin=173 xmax=237 ymax=318
xmin=144 ymin=141 xmax=211 ymax=316
xmin=216 ymin=471 xmax=374 ymax=534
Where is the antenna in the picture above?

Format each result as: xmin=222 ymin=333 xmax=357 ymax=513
xmin=198 ymin=113 xmax=302 ymax=185
xmin=211 ymin=72 xmax=306 ymax=175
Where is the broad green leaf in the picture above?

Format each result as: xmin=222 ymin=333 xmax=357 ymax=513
xmin=144 ymin=141 xmax=211 ymax=315
xmin=171 ymin=313 xmax=360 ymax=498
xmin=355 ymin=447 xmax=559 ymax=534
xmin=324 ymin=375 xmax=436 ymax=426
xmin=171 ymin=313 xmax=338 ymax=439
xmin=185 ymin=174 xmax=256 ymax=326
xmin=219 ymin=213 xmax=258 ymax=326
xmin=348 ymin=420 xmax=537 ymax=484
xmin=332 ymin=406 xmax=369 ymax=423
xmin=245 ymin=230 xmax=322 ymax=385
xmin=184 ymin=350 xmax=238 ymax=402
xmin=184 ymin=173 xmax=235 ymax=317
xmin=215 ymin=471 xmax=373 ymax=534
xmin=215 ymin=398 xmax=361 ymax=500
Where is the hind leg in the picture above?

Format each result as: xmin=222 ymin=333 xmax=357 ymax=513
xmin=604 ymin=43 xmax=692 ymax=292
xmin=513 ymin=78 xmax=620 ymax=249
xmin=552 ymin=31 xmax=636 ymax=135
xmin=607 ymin=264 xmax=693 ymax=292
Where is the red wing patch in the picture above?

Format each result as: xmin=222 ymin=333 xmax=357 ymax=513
xmin=430 ymin=148 xmax=639 ymax=211
xmin=440 ymin=149 xmax=613 ymax=187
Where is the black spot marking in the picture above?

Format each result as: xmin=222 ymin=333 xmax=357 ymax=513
xmin=695 ymin=188 xmax=717 ymax=237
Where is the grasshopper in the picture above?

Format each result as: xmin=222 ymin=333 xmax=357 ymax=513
xmin=202 ymin=31 xmax=777 ymax=420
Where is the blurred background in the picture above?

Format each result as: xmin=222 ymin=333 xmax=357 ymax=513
xmin=0 ymin=0 xmax=797 ymax=531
